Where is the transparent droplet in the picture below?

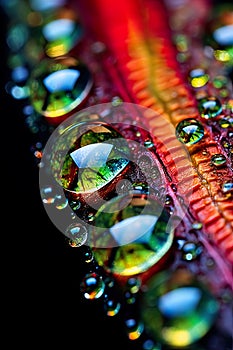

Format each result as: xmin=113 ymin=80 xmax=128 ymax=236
xmin=54 ymin=195 xmax=68 ymax=209
xmin=189 ymin=68 xmax=209 ymax=88
xmin=181 ymin=241 xmax=203 ymax=261
xmin=65 ymin=222 xmax=88 ymax=246
xmin=140 ymin=269 xmax=219 ymax=347
xmin=198 ymin=97 xmax=222 ymax=119
xmin=42 ymin=13 xmax=83 ymax=58
xmin=125 ymin=291 xmax=136 ymax=304
xmin=176 ymin=118 xmax=204 ymax=146
xmin=192 ymin=221 xmax=203 ymax=230
xmin=125 ymin=318 xmax=144 ymax=340
xmin=218 ymin=116 xmax=233 ymax=129
xmin=91 ymin=193 xmax=174 ymax=275
xmin=56 ymin=121 xmax=131 ymax=195
xmin=111 ymin=96 xmax=123 ymax=106
xmin=144 ymin=138 xmax=154 ymax=148
xmin=132 ymin=182 xmax=149 ymax=194
xmin=41 ymin=186 xmax=56 ymax=204
xmin=127 ymin=277 xmax=141 ymax=294
xmin=211 ymin=154 xmax=227 ymax=167
xmin=222 ymin=181 xmax=233 ymax=193
xmin=143 ymin=339 xmax=161 ymax=350
xmin=80 ymin=272 xmax=105 ymax=299
xmin=104 ymin=297 xmax=121 ymax=316
xmin=28 ymin=56 xmax=93 ymax=119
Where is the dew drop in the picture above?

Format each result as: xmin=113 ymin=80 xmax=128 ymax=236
xmin=104 ymin=297 xmax=121 ymax=316
xmin=189 ymin=68 xmax=209 ymax=88
xmin=41 ymin=186 xmax=56 ymax=204
xmin=222 ymin=181 xmax=233 ymax=193
xmin=192 ymin=221 xmax=203 ymax=230
xmin=181 ymin=241 xmax=203 ymax=261
xmin=54 ymin=195 xmax=68 ymax=209
xmin=125 ymin=318 xmax=144 ymax=340
xmin=65 ymin=222 xmax=88 ymax=246
xmin=28 ymin=56 xmax=93 ymax=118
xmin=211 ymin=154 xmax=227 ymax=167
xmin=198 ymin=97 xmax=222 ymax=119
xmin=140 ymin=269 xmax=219 ymax=347
xmin=144 ymin=138 xmax=154 ymax=148
xmin=176 ymin=118 xmax=204 ymax=146
xmin=80 ymin=272 xmax=105 ymax=299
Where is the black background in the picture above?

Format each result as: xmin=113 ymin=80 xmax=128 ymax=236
xmin=1 ymin=6 xmax=130 ymax=349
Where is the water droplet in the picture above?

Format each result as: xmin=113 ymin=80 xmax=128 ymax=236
xmin=198 ymin=97 xmax=222 ymax=119
xmin=54 ymin=195 xmax=68 ymax=209
xmin=125 ymin=318 xmax=144 ymax=340
xmin=42 ymin=13 xmax=83 ymax=58
xmin=56 ymin=121 xmax=131 ymax=196
xmin=132 ymin=182 xmax=149 ymax=194
xmin=65 ymin=222 xmax=88 ymax=246
xmin=192 ymin=221 xmax=203 ymax=230
xmin=143 ymin=339 xmax=161 ymax=350
xmin=41 ymin=186 xmax=56 ymax=204
xmin=176 ymin=118 xmax=204 ymax=146
xmin=181 ymin=241 xmax=203 ymax=261
xmin=189 ymin=68 xmax=209 ymax=88
xmin=125 ymin=291 xmax=136 ymax=304
xmin=212 ymin=75 xmax=228 ymax=89
xmin=144 ymin=138 xmax=154 ymax=148
xmin=218 ymin=116 xmax=233 ymax=128
xmin=222 ymin=181 xmax=233 ymax=193
xmin=91 ymin=193 xmax=174 ymax=275
xmin=28 ymin=56 xmax=93 ymax=119
xmin=211 ymin=154 xmax=227 ymax=167
xmin=104 ymin=297 xmax=121 ymax=316
xmin=111 ymin=96 xmax=123 ymax=106
xmin=80 ymin=272 xmax=105 ymax=299
xmin=127 ymin=277 xmax=141 ymax=294
xmin=140 ymin=269 xmax=219 ymax=347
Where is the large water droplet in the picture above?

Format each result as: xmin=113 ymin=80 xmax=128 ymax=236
xmin=91 ymin=193 xmax=174 ymax=275
xmin=198 ymin=97 xmax=222 ymax=119
xmin=28 ymin=56 xmax=93 ymax=119
xmin=140 ymin=269 xmax=219 ymax=347
xmin=176 ymin=119 xmax=204 ymax=146
xmin=56 ymin=121 xmax=131 ymax=198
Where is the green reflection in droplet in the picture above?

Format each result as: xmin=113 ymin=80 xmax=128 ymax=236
xmin=91 ymin=194 xmax=174 ymax=275
xmin=198 ymin=97 xmax=222 ymax=119
xmin=176 ymin=119 xmax=204 ymax=146
xmin=28 ymin=56 xmax=93 ymax=118
xmin=140 ymin=269 xmax=219 ymax=347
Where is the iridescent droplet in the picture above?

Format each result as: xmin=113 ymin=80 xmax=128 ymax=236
xmin=80 ymin=272 xmax=105 ymax=299
xmin=181 ymin=241 xmax=203 ymax=261
xmin=57 ymin=121 xmax=131 ymax=195
xmin=198 ymin=97 xmax=222 ymax=119
xmin=127 ymin=277 xmax=141 ymax=294
xmin=125 ymin=318 xmax=144 ymax=340
xmin=140 ymin=269 xmax=219 ymax=347
xmin=176 ymin=119 xmax=204 ymax=146
xmin=41 ymin=186 xmax=56 ymax=204
xmin=222 ymin=181 xmax=233 ymax=193
xmin=144 ymin=138 xmax=154 ymax=148
xmin=54 ymin=195 xmax=68 ymax=209
xmin=104 ymin=297 xmax=121 ymax=316
xmin=189 ymin=68 xmax=209 ymax=88
xmin=218 ymin=116 xmax=233 ymax=129
xmin=42 ymin=13 xmax=83 ymax=58
xmin=91 ymin=193 xmax=174 ymax=275
xmin=192 ymin=221 xmax=203 ymax=230
xmin=28 ymin=56 xmax=93 ymax=118
xmin=211 ymin=154 xmax=227 ymax=167
xmin=65 ymin=222 xmax=88 ymax=246
xmin=132 ymin=182 xmax=149 ymax=194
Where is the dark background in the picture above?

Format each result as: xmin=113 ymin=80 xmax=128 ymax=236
xmin=0 ymin=6 xmax=130 ymax=349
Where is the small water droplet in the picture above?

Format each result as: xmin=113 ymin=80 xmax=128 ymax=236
xmin=41 ymin=186 xmax=56 ymax=204
xmin=125 ymin=318 xmax=144 ymax=340
xmin=104 ymin=297 xmax=121 ymax=316
xmin=65 ymin=222 xmax=88 ymax=246
xmin=54 ymin=195 xmax=68 ymax=209
xmin=176 ymin=118 xmax=204 ymax=146
xmin=111 ymin=96 xmax=123 ymax=106
xmin=80 ymin=272 xmax=105 ymax=299
xmin=144 ymin=138 xmax=154 ymax=148
xmin=181 ymin=241 xmax=203 ymax=261
xmin=218 ymin=116 xmax=233 ymax=128
xmin=127 ymin=277 xmax=141 ymax=294
xmin=125 ymin=291 xmax=136 ymax=304
xmin=192 ymin=221 xmax=203 ymax=230
xmin=198 ymin=97 xmax=222 ymax=119
xmin=211 ymin=154 xmax=227 ymax=167
xmin=189 ymin=68 xmax=209 ymax=88
xmin=132 ymin=182 xmax=149 ymax=194
xmin=222 ymin=181 xmax=233 ymax=193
